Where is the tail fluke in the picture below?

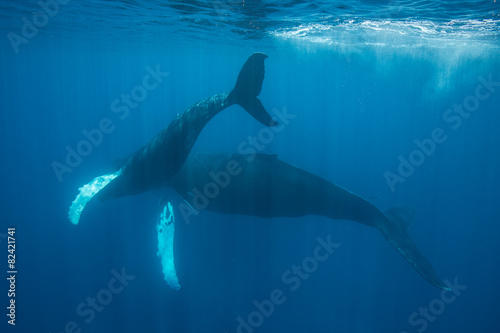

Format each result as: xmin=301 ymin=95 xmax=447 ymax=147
xmin=229 ymin=52 xmax=278 ymax=127
xmin=379 ymin=207 xmax=449 ymax=290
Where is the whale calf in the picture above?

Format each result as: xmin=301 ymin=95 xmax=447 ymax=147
xmin=96 ymin=52 xmax=275 ymax=201
xmin=69 ymin=53 xmax=275 ymax=224
xmin=167 ymin=152 xmax=449 ymax=290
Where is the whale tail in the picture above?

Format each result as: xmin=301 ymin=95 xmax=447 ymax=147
xmin=228 ymin=52 xmax=278 ymax=127
xmin=378 ymin=206 xmax=450 ymax=290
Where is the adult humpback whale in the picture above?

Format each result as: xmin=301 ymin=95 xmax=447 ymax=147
xmin=166 ymin=152 xmax=449 ymax=290
xmin=69 ymin=53 xmax=275 ymax=224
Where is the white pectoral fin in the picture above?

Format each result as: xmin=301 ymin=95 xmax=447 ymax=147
xmin=157 ymin=201 xmax=181 ymax=291
xmin=68 ymin=170 xmax=122 ymax=225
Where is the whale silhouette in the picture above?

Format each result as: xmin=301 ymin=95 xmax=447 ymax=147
xmin=69 ymin=53 xmax=275 ymax=224
xmin=68 ymin=54 xmax=449 ymax=291
xmin=97 ymin=52 xmax=276 ymax=201
xmin=166 ymin=152 xmax=449 ymax=290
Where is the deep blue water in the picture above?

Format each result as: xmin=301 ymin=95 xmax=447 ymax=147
xmin=1 ymin=1 xmax=500 ymax=332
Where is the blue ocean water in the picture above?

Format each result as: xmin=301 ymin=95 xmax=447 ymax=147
xmin=1 ymin=0 xmax=499 ymax=332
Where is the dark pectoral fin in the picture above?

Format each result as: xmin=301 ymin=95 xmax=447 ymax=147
xmin=380 ymin=224 xmax=449 ymax=290
xmin=239 ymin=97 xmax=278 ymax=127
xmin=384 ymin=206 xmax=415 ymax=230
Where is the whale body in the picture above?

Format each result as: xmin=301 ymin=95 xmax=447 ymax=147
xmin=68 ymin=53 xmax=275 ymax=225
xmin=167 ymin=152 xmax=449 ymax=290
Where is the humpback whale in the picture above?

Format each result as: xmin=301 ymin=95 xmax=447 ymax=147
xmin=69 ymin=53 xmax=275 ymax=224
xmin=68 ymin=52 xmax=449 ymax=291
xmin=166 ymin=152 xmax=449 ymax=290
xmin=96 ymin=52 xmax=275 ymax=201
